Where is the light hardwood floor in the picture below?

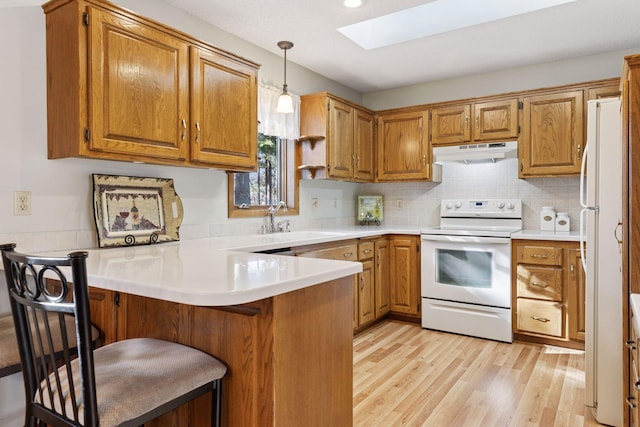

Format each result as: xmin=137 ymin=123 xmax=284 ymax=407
xmin=354 ymin=320 xmax=604 ymax=427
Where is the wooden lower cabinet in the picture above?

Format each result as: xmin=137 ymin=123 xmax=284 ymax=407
xmin=628 ymin=311 xmax=640 ymax=427
xmin=389 ymin=235 xmax=421 ymax=319
xmin=374 ymin=238 xmax=391 ymax=318
xmin=88 ymin=277 xmax=354 ymax=427
xmin=512 ymin=239 xmax=585 ymax=349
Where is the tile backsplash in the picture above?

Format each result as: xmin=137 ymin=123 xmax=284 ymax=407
xmin=361 ymin=157 xmax=581 ymax=230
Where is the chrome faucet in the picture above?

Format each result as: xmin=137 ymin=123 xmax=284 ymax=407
xmin=267 ymin=201 xmax=288 ymax=233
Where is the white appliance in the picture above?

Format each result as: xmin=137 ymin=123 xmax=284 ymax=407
xmin=421 ymin=199 xmax=522 ymax=343
xmin=580 ymin=97 xmax=623 ymax=427
xmin=433 ymin=141 xmax=517 ymax=163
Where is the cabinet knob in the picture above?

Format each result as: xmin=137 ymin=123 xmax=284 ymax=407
xmin=626 ymin=396 xmax=637 ymax=408
xmin=627 ymin=339 xmax=638 ymax=350
xmin=195 ymin=122 xmax=201 ymax=144
xmin=181 ymin=119 xmax=187 ymax=141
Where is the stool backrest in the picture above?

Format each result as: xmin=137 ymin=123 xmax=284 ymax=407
xmin=1 ymin=243 xmax=98 ymax=427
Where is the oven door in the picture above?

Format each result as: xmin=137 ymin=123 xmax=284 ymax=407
xmin=420 ymin=234 xmax=511 ymax=308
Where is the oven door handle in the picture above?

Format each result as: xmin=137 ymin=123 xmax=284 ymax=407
xmin=420 ymin=234 xmax=509 ymax=245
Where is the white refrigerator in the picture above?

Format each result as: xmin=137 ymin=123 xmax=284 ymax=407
xmin=580 ymin=97 xmax=623 ymax=427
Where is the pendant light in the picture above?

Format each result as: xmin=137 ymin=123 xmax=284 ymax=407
xmin=276 ymin=41 xmax=294 ymax=114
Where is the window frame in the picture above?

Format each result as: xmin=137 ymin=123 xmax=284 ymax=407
xmin=227 ymin=138 xmax=299 ymax=218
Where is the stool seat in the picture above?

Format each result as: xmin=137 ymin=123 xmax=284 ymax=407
xmin=0 ymin=313 xmax=100 ymax=378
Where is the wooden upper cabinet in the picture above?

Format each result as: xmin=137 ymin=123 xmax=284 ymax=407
xmin=190 ymin=46 xmax=257 ymax=170
xmin=430 ymin=104 xmax=471 ymax=145
xmin=473 ymin=98 xmax=519 ymax=141
xmin=354 ymin=109 xmax=375 ymax=181
xmin=587 ymin=82 xmax=621 ymax=100
xmin=376 ymin=110 xmax=432 ymax=181
xmin=328 ymin=99 xmax=355 ymax=179
xmin=299 ymin=93 xmax=374 ymax=182
xmin=430 ymin=98 xmax=518 ymax=145
xmin=43 ymin=0 xmax=259 ymax=170
xmin=519 ymin=90 xmax=584 ymax=177
xmin=89 ymin=7 xmax=190 ymax=161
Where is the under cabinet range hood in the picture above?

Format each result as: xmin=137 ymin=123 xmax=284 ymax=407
xmin=433 ymin=141 xmax=517 ymax=163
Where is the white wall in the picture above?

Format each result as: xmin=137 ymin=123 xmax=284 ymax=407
xmin=363 ymin=47 xmax=640 ymax=110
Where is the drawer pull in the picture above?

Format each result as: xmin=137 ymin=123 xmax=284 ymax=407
xmin=530 ymin=282 xmax=549 ymax=288
xmin=627 ymin=396 xmax=637 ymax=408
xmin=529 ymin=253 xmax=550 ymax=259
xmin=344 ymin=252 xmax=353 ymax=258
xmin=363 ymin=249 xmax=372 ymax=254
xmin=626 ymin=339 xmax=638 ymax=350
xmin=531 ymin=316 xmax=550 ymax=323
xmin=636 ymin=380 xmax=640 ymax=391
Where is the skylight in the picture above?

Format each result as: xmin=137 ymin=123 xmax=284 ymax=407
xmin=337 ymin=0 xmax=579 ymax=50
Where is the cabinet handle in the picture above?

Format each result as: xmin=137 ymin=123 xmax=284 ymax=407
xmin=475 ymin=114 xmax=479 ymax=129
xmin=529 ymin=253 xmax=549 ymax=259
xmin=181 ymin=119 xmax=186 ymax=140
xmin=360 ymin=276 xmax=364 ymax=290
xmin=615 ymin=220 xmax=623 ymax=246
xmin=530 ymin=282 xmax=548 ymax=288
xmin=363 ymin=249 xmax=372 ymax=254
xmin=465 ymin=116 xmax=469 ymax=128
xmin=627 ymin=396 xmax=637 ymax=408
xmin=531 ymin=315 xmax=550 ymax=323
xmin=626 ymin=339 xmax=637 ymax=350
xmin=577 ymin=144 xmax=582 ymax=160
xmin=636 ymin=381 xmax=640 ymax=391
xmin=422 ymin=155 xmax=427 ymax=166
xmin=344 ymin=252 xmax=353 ymax=258
xmin=195 ymin=122 xmax=201 ymax=144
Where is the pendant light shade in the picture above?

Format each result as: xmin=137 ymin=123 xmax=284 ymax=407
xmin=276 ymin=41 xmax=294 ymax=114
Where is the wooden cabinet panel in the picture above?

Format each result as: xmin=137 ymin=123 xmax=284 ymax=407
xmin=516 ymin=265 xmax=563 ymax=301
xmin=359 ymin=260 xmax=375 ymax=325
xmin=328 ymin=99 xmax=355 ymax=179
xmin=517 ymin=298 xmax=564 ymax=337
xmin=296 ymin=243 xmax=358 ymax=261
xmin=473 ymin=98 xmax=519 ymax=141
xmin=88 ymin=7 xmax=190 ymax=161
xmin=354 ymin=109 xmax=375 ymax=181
xmin=516 ymin=245 xmax=563 ymax=266
xmin=374 ymin=239 xmax=390 ymax=318
xmin=376 ymin=111 xmax=431 ymax=181
xmin=567 ymin=248 xmax=586 ymax=341
xmin=389 ymin=236 xmax=420 ymax=316
xmin=587 ymin=83 xmax=621 ymax=100
xmin=520 ymin=90 xmax=584 ymax=177
xmin=430 ymin=104 xmax=471 ymax=145
xmin=190 ymin=46 xmax=257 ymax=170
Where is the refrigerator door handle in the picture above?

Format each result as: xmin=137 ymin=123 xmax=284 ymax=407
xmin=579 ymin=140 xmax=589 ymax=209
xmin=615 ymin=220 xmax=623 ymax=250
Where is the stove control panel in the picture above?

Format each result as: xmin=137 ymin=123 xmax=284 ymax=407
xmin=441 ymin=199 xmax=522 ymax=218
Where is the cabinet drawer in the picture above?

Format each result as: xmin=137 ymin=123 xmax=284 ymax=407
xmin=517 ymin=299 xmax=564 ymax=337
xmin=358 ymin=242 xmax=374 ymax=260
xmin=297 ymin=244 xmax=358 ymax=261
xmin=516 ymin=265 xmax=563 ymax=301
xmin=517 ymin=246 xmax=563 ymax=266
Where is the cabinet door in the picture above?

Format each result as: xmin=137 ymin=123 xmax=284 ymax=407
xmin=389 ymin=236 xmax=420 ymax=316
xmin=358 ymin=260 xmax=375 ymax=326
xmin=520 ymin=90 xmax=584 ymax=177
xmin=374 ymin=239 xmax=390 ymax=318
xmin=88 ymin=8 xmax=189 ymax=160
xmin=190 ymin=46 xmax=258 ymax=170
xmin=354 ymin=108 xmax=375 ymax=181
xmin=376 ymin=111 xmax=431 ymax=181
xmin=473 ymin=98 xmax=519 ymax=141
xmin=328 ymin=99 xmax=355 ymax=179
xmin=568 ymin=248 xmax=586 ymax=341
xmin=430 ymin=104 xmax=471 ymax=145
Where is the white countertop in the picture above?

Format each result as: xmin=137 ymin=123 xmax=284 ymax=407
xmin=39 ymin=227 xmax=420 ymax=307
xmin=511 ymin=230 xmax=581 ymax=242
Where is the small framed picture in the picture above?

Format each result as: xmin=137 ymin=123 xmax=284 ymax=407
xmin=358 ymin=195 xmax=383 ymax=225
xmin=92 ymin=174 xmax=183 ymax=248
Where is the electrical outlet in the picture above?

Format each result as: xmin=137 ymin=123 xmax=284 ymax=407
xmin=396 ymin=199 xmax=404 ymax=209
xmin=14 ymin=191 xmax=31 ymax=216
xmin=311 ymin=198 xmax=319 ymax=208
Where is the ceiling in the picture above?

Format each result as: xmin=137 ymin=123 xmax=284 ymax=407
xmin=5 ymin=0 xmax=640 ymax=93
xmin=159 ymin=0 xmax=640 ymax=93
